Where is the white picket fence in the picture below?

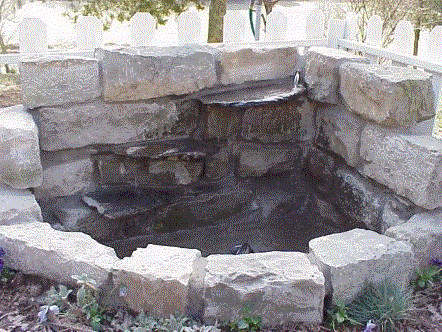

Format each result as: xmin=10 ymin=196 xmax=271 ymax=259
xmin=2 ymin=8 xmax=442 ymax=133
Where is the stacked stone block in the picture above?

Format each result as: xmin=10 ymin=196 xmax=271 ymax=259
xmin=0 ymin=43 xmax=441 ymax=325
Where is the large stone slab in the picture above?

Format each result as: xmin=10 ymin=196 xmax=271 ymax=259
xmin=315 ymin=102 xmax=367 ymax=167
xmin=20 ymin=56 xmax=101 ymax=109
xmin=34 ymin=149 xmax=95 ymax=199
xmin=112 ymin=244 xmax=204 ymax=317
xmin=304 ymin=47 xmax=369 ymax=104
xmin=308 ymin=228 xmax=417 ymax=305
xmin=360 ymin=124 xmax=442 ymax=209
xmin=203 ymin=105 xmax=242 ymax=140
xmin=0 ymin=105 xmax=42 ymax=189
xmin=0 ymin=185 xmax=42 ymax=225
xmin=31 ymin=99 xmax=180 ymax=151
xmin=95 ymin=45 xmax=217 ymax=102
xmin=153 ymin=187 xmax=254 ymax=231
xmin=0 ymin=222 xmax=119 ymax=286
xmin=237 ymin=143 xmax=295 ymax=177
xmin=241 ymin=96 xmax=315 ymax=143
xmin=340 ymin=62 xmax=434 ymax=127
xmin=203 ymin=251 xmax=325 ymax=326
xmin=385 ymin=210 xmax=442 ymax=269
xmin=306 ymin=146 xmax=336 ymax=195
xmin=332 ymin=167 xmax=388 ymax=231
xmin=37 ymin=195 xmax=122 ymax=241
xmin=215 ymin=45 xmax=300 ymax=85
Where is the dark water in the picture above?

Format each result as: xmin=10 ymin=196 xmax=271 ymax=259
xmin=105 ymin=171 xmax=360 ymax=258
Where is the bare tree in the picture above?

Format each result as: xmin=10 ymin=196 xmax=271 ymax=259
xmin=344 ymin=0 xmax=442 ymax=55
xmin=0 ymin=0 xmax=22 ymax=73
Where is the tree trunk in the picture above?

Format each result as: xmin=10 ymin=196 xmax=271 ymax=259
xmin=413 ymin=0 xmax=424 ymax=56
xmin=0 ymin=32 xmax=10 ymax=73
xmin=207 ymin=0 xmax=227 ymax=43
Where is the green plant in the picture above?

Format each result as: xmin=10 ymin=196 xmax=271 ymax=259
xmin=411 ymin=264 xmax=442 ymax=291
xmin=45 ymin=284 xmax=73 ymax=310
xmin=223 ymin=303 xmax=262 ymax=332
xmin=72 ymin=273 xmax=111 ymax=331
xmin=0 ymin=247 xmax=17 ymax=284
xmin=345 ymin=278 xmax=416 ymax=332
xmin=325 ymin=298 xmax=364 ymax=331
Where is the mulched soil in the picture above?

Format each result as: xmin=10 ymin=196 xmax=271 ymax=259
xmin=0 ymin=267 xmax=441 ymax=332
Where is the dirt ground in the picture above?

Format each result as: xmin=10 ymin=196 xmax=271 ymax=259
xmin=0 ymin=268 xmax=441 ymax=332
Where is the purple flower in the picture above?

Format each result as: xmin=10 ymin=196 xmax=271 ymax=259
xmin=0 ymin=258 xmax=3 ymax=271
xmin=362 ymin=320 xmax=376 ymax=332
xmin=431 ymin=258 xmax=442 ymax=267
xmin=0 ymin=248 xmax=5 ymax=257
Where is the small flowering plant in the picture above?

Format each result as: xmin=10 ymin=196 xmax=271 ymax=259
xmin=411 ymin=258 xmax=442 ymax=290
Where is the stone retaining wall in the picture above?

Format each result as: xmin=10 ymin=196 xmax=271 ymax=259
xmin=0 ymin=44 xmax=441 ymax=326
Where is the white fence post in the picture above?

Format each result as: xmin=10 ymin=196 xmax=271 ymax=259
xmin=345 ymin=12 xmax=358 ymax=41
xmin=19 ymin=18 xmax=47 ymax=54
xmin=223 ymin=11 xmax=247 ymax=43
xmin=178 ymin=11 xmax=202 ymax=45
xmin=130 ymin=12 xmax=156 ymax=47
xmin=426 ymin=25 xmax=442 ymax=133
xmin=265 ymin=10 xmax=287 ymax=41
xmin=391 ymin=20 xmax=414 ymax=66
xmin=365 ymin=15 xmax=382 ymax=64
xmin=327 ymin=19 xmax=345 ymax=49
xmin=76 ymin=16 xmax=103 ymax=50
xmin=305 ymin=10 xmax=325 ymax=40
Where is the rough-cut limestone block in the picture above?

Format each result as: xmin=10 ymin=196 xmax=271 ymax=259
xmin=308 ymin=228 xmax=417 ymax=305
xmin=203 ymin=105 xmax=242 ymax=140
xmin=385 ymin=210 xmax=442 ymax=269
xmin=112 ymin=244 xmax=205 ymax=317
xmin=0 ymin=105 xmax=42 ymax=189
xmin=0 ymin=222 xmax=118 ymax=286
xmin=34 ymin=149 xmax=95 ymax=199
xmin=203 ymin=251 xmax=325 ymax=326
xmin=237 ymin=143 xmax=294 ymax=177
xmin=95 ymin=45 xmax=217 ymax=101
xmin=340 ymin=62 xmax=434 ymax=127
xmin=332 ymin=168 xmax=387 ymax=231
xmin=149 ymin=159 xmax=204 ymax=185
xmin=307 ymin=146 xmax=336 ymax=194
xmin=305 ymin=47 xmax=369 ymax=104
xmin=360 ymin=124 xmax=442 ymax=209
xmin=315 ymin=102 xmax=368 ymax=167
xmin=31 ymin=99 xmax=179 ymax=151
xmin=0 ymin=185 xmax=42 ymax=224
xmin=215 ymin=44 xmax=300 ymax=85
xmin=205 ymin=143 xmax=232 ymax=180
xmin=241 ymin=96 xmax=315 ymax=143
xmin=380 ymin=196 xmax=418 ymax=234
xmin=20 ymin=56 xmax=101 ymax=109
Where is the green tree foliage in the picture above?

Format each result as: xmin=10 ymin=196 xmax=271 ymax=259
xmin=62 ymin=0 xmax=205 ymax=32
